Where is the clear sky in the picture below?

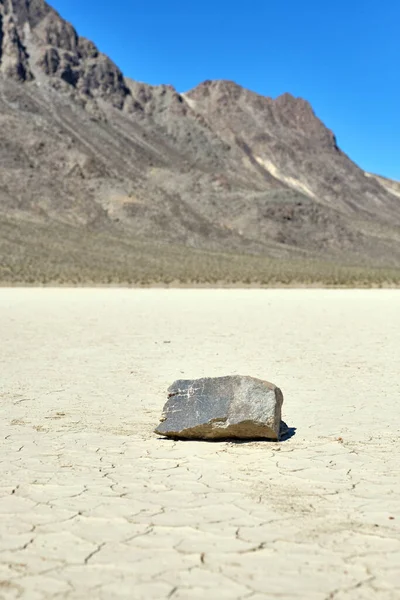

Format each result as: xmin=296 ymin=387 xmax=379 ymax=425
xmin=50 ymin=0 xmax=399 ymax=180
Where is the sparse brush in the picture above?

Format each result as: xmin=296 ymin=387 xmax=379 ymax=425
xmin=1 ymin=216 xmax=400 ymax=287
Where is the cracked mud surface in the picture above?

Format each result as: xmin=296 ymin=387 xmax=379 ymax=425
xmin=1 ymin=289 xmax=399 ymax=599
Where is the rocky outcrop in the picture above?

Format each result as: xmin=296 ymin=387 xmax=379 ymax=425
xmin=0 ymin=11 xmax=32 ymax=80
xmin=0 ymin=0 xmax=130 ymax=107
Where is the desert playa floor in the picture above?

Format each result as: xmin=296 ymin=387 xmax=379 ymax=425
xmin=1 ymin=289 xmax=399 ymax=600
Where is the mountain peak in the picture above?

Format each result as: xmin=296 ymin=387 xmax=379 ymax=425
xmin=0 ymin=0 xmax=131 ymax=107
xmin=1 ymin=0 xmax=50 ymax=27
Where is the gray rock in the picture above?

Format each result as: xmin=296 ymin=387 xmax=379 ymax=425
xmin=155 ymin=376 xmax=284 ymax=440
xmin=0 ymin=14 xmax=33 ymax=81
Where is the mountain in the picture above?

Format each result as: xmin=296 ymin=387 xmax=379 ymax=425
xmin=1 ymin=0 xmax=400 ymax=284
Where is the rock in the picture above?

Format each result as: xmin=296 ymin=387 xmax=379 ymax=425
xmin=0 ymin=14 xmax=33 ymax=81
xmin=155 ymin=376 xmax=284 ymax=440
xmin=0 ymin=0 xmax=130 ymax=107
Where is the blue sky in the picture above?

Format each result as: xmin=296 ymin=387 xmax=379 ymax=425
xmin=50 ymin=0 xmax=399 ymax=180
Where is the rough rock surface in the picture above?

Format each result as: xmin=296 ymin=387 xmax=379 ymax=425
xmin=155 ymin=376 xmax=284 ymax=440
xmin=0 ymin=0 xmax=130 ymax=106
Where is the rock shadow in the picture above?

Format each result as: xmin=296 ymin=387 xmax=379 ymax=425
xmin=156 ymin=422 xmax=297 ymax=443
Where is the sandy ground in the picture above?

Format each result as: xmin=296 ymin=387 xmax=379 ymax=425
xmin=1 ymin=289 xmax=399 ymax=600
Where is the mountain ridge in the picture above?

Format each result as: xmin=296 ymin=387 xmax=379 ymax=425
xmin=0 ymin=0 xmax=399 ymax=284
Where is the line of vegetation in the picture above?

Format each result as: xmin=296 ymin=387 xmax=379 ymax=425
xmin=1 ymin=217 xmax=400 ymax=287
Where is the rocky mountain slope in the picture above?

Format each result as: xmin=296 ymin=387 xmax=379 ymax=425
xmin=1 ymin=0 xmax=399 ymax=283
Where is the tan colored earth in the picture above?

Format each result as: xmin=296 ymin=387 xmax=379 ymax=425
xmin=1 ymin=289 xmax=399 ymax=599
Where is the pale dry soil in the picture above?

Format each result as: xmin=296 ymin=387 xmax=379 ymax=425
xmin=1 ymin=289 xmax=399 ymax=600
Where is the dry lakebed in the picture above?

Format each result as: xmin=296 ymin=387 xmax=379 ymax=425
xmin=1 ymin=288 xmax=399 ymax=599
